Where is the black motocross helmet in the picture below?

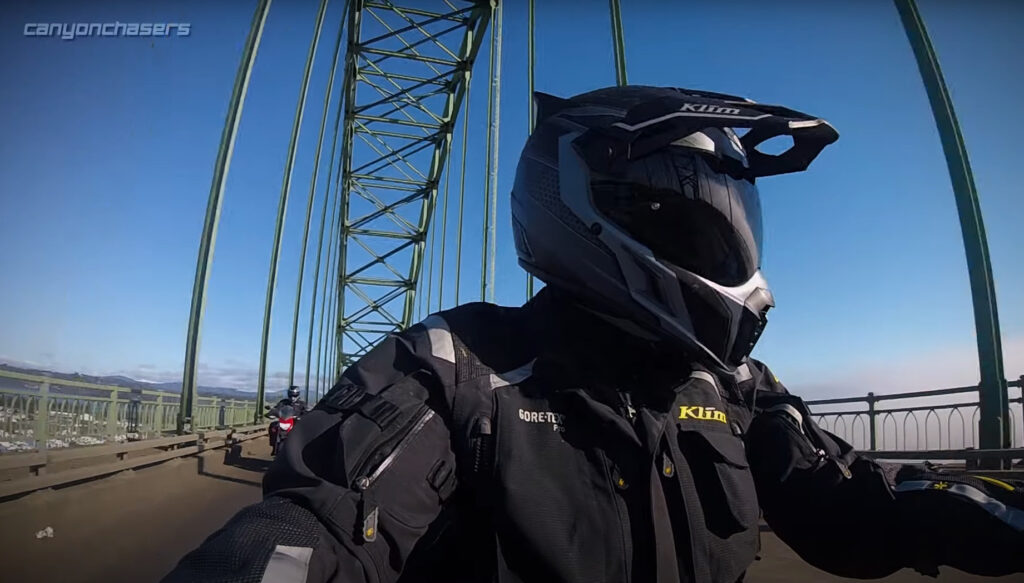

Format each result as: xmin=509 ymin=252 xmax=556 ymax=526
xmin=287 ymin=385 xmax=301 ymax=400
xmin=510 ymin=85 xmax=838 ymax=375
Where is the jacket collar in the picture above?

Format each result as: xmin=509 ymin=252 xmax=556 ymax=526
xmin=522 ymin=287 xmax=695 ymax=395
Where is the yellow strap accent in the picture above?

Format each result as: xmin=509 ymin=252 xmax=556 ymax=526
xmin=975 ymin=475 xmax=1017 ymax=492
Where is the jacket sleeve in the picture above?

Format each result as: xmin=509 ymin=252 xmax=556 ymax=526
xmin=161 ymin=324 xmax=460 ymax=583
xmin=742 ymin=359 xmax=1024 ymax=579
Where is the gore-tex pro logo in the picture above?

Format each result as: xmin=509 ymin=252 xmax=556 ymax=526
xmin=518 ymin=408 xmax=565 ymax=432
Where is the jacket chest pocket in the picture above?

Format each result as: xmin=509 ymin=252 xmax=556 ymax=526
xmin=490 ymin=389 xmax=626 ymax=583
xmin=676 ymin=425 xmax=760 ymax=538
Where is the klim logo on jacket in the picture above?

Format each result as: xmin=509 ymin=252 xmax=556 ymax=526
xmin=679 ymin=405 xmax=728 ymax=424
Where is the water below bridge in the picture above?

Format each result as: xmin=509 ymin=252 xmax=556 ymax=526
xmin=1 ymin=439 xmax=1020 ymax=583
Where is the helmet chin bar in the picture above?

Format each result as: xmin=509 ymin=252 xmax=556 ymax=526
xmin=557 ymin=133 xmax=774 ymax=373
xmin=730 ymin=283 xmax=774 ymax=364
xmin=670 ymin=267 xmax=775 ymax=370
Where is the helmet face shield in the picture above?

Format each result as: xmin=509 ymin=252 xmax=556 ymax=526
xmin=590 ymin=153 xmax=762 ymax=287
xmin=557 ymin=131 xmax=774 ymax=370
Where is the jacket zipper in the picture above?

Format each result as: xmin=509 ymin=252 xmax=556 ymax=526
xmin=352 ymin=405 xmax=434 ymax=543
xmin=355 ymin=405 xmax=434 ymax=490
xmin=471 ymin=415 xmax=494 ymax=477
xmin=604 ymin=450 xmax=633 ymax=583
xmin=772 ymin=410 xmax=851 ymax=478
xmin=619 ymin=391 xmax=637 ymax=422
xmin=614 ymin=391 xmax=640 ymax=581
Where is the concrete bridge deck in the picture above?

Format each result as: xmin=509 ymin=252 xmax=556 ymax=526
xmin=1 ymin=440 xmax=1020 ymax=583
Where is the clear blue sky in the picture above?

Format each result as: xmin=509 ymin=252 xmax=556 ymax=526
xmin=0 ymin=0 xmax=1021 ymax=399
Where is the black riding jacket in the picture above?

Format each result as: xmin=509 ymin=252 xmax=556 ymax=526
xmin=165 ymin=288 xmax=1024 ymax=582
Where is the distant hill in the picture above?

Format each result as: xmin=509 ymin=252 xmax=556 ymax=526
xmin=0 ymin=363 xmax=285 ymax=401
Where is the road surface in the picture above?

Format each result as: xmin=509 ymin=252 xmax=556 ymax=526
xmin=0 ymin=439 xmax=1020 ymax=583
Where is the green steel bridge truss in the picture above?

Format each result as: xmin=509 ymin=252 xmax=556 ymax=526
xmin=175 ymin=0 xmax=1012 ymax=461
xmin=335 ymin=0 xmax=493 ymax=371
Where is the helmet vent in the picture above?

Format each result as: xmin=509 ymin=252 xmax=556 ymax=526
xmin=636 ymin=260 xmax=667 ymax=307
xmin=512 ymin=216 xmax=534 ymax=261
xmin=671 ymin=156 xmax=698 ymax=199
xmin=527 ymin=160 xmax=614 ymax=257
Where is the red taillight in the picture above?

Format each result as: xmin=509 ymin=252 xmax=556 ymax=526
xmin=279 ymin=420 xmax=294 ymax=431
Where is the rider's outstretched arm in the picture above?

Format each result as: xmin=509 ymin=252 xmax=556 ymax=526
xmin=162 ymin=327 xmax=459 ymax=583
xmin=743 ymin=360 xmax=1024 ymax=578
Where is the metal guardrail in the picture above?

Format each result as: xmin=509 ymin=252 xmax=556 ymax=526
xmin=806 ymin=376 xmax=1024 ymax=453
xmin=0 ymin=370 xmax=259 ymax=452
xmin=3 ymin=368 xmax=1021 ymax=461
xmin=0 ymin=424 xmax=265 ymax=499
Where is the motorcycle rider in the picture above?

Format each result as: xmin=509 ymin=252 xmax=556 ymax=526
xmin=266 ymin=386 xmax=307 ymax=453
xmin=164 ymin=85 xmax=1024 ymax=582
xmin=266 ymin=385 xmax=308 ymax=418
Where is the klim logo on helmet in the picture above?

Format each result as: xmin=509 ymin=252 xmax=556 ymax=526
xmin=679 ymin=103 xmax=742 ymax=116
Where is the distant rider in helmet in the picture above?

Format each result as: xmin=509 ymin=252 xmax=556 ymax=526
xmin=265 ymin=386 xmax=308 ymax=454
xmin=165 ymin=86 xmax=1024 ymax=582
xmin=266 ymin=385 xmax=308 ymax=418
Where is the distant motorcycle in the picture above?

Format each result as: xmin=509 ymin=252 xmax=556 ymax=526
xmin=266 ymin=404 xmax=298 ymax=456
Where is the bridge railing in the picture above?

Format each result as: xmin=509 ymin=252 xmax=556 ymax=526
xmin=4 ymin=367 xmax=1022 ymax=456
xmin=0 ymin=370 xmax=258 ymax=453
xmin=0 ymin=424 xmax=267 ymax=499
xmin=806 ymin=376 xmax=1024 ymax=453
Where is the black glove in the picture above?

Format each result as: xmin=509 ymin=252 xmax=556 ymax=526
xmin=892 ymin=466 xmax=1024 ymax=577
xmin=748 ymin=396 xmax=1024 ymax=578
